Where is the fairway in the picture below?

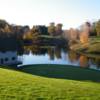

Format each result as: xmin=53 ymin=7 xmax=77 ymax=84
xmin=0 ymin=65 xmax=100 ymax=100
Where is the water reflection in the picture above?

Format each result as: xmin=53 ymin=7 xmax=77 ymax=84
xmin=18 ymin=45 xmax=100 ymax=70
xmin=90 ymin=58 xmax=100 ymax=69
xmin=55 ymin=47 xmax=62 ymax=59
xmin=48 ymin=48 xmax=55 ymax=60
xmin=68 ymin=51 xmax=78 ymax=63
xmin=79 ymin=55 xmax=89 ymax=68
xmin=0 ymin=44 xmax=100 ymax=71
xmin=47 ymin=47 xmax=62 ymax=60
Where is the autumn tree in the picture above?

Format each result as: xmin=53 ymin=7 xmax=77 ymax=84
xmin=95 ymin=20 xmax=100 ymax=36
xmin=31 ymin=26 xmax=40 ymax=38
xmin=79 ymin=22 xmax=91 ymax=44
xmin=55 ymin=23 xmax=63 ymax=36
xmin=70 ymin=28 xmax=79 ymax=41
xmin=62 ymin=30 xmax=70 ymax=40
xmin=0 ymin=19 xmax=13 ymax=37
xmin=0 ymin=19 xmax=8 ymax=32
xmin=48 ymin=22 xmax=55 ymax=36
xmin=90 ymin=22 xmax=97 ymax=36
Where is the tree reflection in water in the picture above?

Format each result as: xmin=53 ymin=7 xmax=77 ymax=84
xmin=68 ymin=50 xmax=79 ymax=63
xmin=79 ymin=55 xmax=89 ymax=68
xmin=0 ymin=43 xmax=99 ymax=70
xmin=48 ymin=48 xmax=54 ymax=60
xmin=18 ymin=45 xmax=100 ymax=70
xmin=90 ymin=58 xmax=100 ymax=69
xmin=55 ymin=47 xmax=62 ymax=59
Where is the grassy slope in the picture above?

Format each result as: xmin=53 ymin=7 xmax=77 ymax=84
xmin=0 ymin=65 xmax=100 ymax=100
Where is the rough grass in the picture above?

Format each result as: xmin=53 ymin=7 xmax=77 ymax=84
xmin=0 ymin=64 xmax=100 ymax=100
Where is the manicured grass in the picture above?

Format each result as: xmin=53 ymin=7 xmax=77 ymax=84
xmin=0 ymin=64 xmax=100 ymax=100
xmin=19 ymin=64 xmax=100 ymax=82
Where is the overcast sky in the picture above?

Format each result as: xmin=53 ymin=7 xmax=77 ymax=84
xmin=0 ymin=0 xmax=100 ymax=29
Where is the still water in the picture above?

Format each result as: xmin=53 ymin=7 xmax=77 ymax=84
xmin=18 ymin=46 xmax=100 ymax=71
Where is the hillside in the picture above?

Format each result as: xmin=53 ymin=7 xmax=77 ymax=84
xmin=0 ymin=65 xmax=100 ymax=100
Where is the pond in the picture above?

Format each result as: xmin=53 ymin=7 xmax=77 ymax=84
xmin=18 ymin=45 xmax=100 ymax=71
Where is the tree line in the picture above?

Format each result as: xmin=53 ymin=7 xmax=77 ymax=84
xmin=0 ymin=19 xmax=100 ymax=41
